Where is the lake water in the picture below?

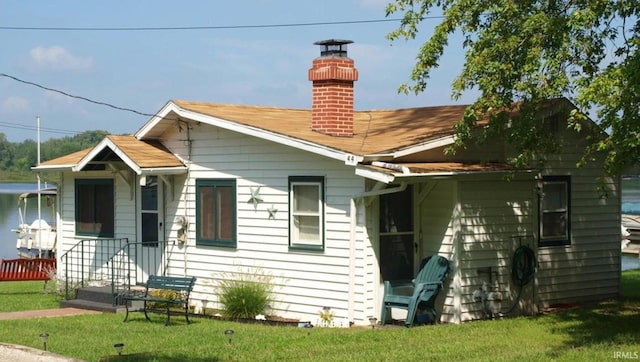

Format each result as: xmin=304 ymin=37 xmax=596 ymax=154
xmin=0 ymin=181 xmax=638 ymax=270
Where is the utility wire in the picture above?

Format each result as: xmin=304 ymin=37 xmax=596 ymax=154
xmin=0 ymin=18 xmax=444 ymax=32
xmin=0 ymin=73 xmax=155 ymax=117
xmin=0 ymin=121 xmax=80 ymax=136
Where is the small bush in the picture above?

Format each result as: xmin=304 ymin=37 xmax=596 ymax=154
xmin=147 ymin=289 xmax=184 ymax=309
xmin=45 ymin=272 xmax=83 ymax=301
xmin=218 ymin=267 xmax=275 ymax=320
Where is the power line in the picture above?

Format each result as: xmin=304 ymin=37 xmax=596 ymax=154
xmin=0 ymin=73 xmax=155 ymax=117
xmin=0 ymin=121 xmax=80 ymax=136
xmin=0 ymin=18 xmax=428 ymax=32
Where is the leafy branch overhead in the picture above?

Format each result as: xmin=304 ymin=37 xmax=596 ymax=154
xmin=386 ymin=0 xmax=639 ymax=176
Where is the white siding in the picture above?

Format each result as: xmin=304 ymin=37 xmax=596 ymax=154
xmin=416 ymin=180 xmax=458 ymax=322
xmin=159 ymin=124 xmax=368 ymax=325
xmin=455 ymin=176 xmax=536 ymax=322
xmin=57 ymin=170 xmax=137 ymax=254
xmin=414 ymin=176 xmax=536 ymax=324
xmin=535 ymin=130 xmax=621 ymax=306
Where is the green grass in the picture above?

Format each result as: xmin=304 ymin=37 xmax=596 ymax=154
xmin=1 ymin=272 xmax=640 ymax=361
xmin=0 ymin=281 xmax=60 ymax=312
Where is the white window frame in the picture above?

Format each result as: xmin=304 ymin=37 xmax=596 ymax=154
xmin=289 ymin=176 xmax=324 ymax=250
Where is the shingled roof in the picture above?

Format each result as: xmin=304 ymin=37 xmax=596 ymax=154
xmin=170 ymin=100 xmax=471 ymax=156
xmin=36 ymin=135 xmax=185 ymax=173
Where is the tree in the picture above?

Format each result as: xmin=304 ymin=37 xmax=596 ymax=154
xmin=0 ymin=133 xmax=15 ymax=170
xmin=386 ymin=1 xmax=639 ymax=176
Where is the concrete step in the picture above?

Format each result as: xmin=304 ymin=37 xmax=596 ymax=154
xmin=74 ymin=286 xmax=120 ymax=305
xmin=61 ymin=285 xmax=132 ymax=313
xmin=60 ymin=298 xmax=126 ymax=313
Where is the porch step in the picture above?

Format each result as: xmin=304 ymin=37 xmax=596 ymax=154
xmin=60 ymin=285 xmax=128 ymax=313
xmin=75 ymin=286 xmax=120 ymax=304
xmin=60 ymin=298 xmax=126 ymax=313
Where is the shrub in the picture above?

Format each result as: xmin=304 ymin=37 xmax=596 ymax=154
xmin=217 ymin=267 xmax=275 ymax=320
xmin=146 ymin=289 xmax=184 ymax=310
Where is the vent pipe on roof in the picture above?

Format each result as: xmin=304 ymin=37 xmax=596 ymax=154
xmin=308 ymin=39 xmax=358 ymax=137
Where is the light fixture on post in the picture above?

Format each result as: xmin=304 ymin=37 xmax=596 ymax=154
xmin=368 ymin=316 xmax=378 ymax=329
xmin=304 ymin=323 xmax=314 ymax=336
xmin=39 ymin=333 xmax=49 ymax=351
xmin=224 ymin=329 xmax=234 ymax=344
xmin=114 ymin=343 xmax=125 ymax=355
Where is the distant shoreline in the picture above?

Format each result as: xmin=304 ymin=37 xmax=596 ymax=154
xmin=0 ymin=183 xmax=55 ymax=195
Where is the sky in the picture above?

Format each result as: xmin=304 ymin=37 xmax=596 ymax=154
xmin=0 ymin=0 xmax=472 ymax=142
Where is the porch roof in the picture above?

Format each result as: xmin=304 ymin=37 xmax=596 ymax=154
xmin=33 ymin=135 xmax=186 ymax=175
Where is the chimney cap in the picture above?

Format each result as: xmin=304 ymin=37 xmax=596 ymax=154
xmin=314 ymin=39 xmax=353 ymax=57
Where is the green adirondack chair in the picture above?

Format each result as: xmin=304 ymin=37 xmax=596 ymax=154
xmin=381 ymin=255 xmax=450 ymax=327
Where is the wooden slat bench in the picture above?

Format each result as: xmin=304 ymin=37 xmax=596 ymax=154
xmin=0 ymin=258 xmax=56 ymax=286
xmin=122 ymin=275 xmax=196 ymax=326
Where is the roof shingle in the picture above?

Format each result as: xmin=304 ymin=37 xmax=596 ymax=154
xmin=172 ymin=101 xmax=470 ymax=155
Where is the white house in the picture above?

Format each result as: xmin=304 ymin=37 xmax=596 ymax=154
xmin=36 ymin=39 xmax=622 ymax=326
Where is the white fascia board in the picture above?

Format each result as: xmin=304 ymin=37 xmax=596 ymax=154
xmin=31 ymin=164 xmax=74 ymax=172
xmin=393 ymin=135 xmax=456 ymax=159
xmin=170 ymin=105 xmax=347 ymax=162
xmin=139 ymin=167 xmax=187 ymax=175
xmin=354 ymin=166 xmax=396 ymax=184
xmin=74 ymin=137 xmax=142 ymax=175
xmin=391 ymin=168 xmax=533 ymax=179
xmin=134 ymin=100 xmax=175 ymax=139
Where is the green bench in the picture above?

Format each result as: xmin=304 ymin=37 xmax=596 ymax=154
xmin=123 ymin=275 xmax=196 ymax=326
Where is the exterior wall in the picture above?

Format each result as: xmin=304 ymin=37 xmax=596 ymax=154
xmin=535 ymin=130 xmax=621 ymax=306
xmin=414 ymin=176 xmax=536 ymax=324
xmin=456 ymin=175 xmax=536 ymax=322
xmin=415 ymin=180 xmax=458 ymax=322
xmin=57 ymin=169 xmax=137 ymax=255
xmin=410 ymin=122 xmax=621 ymax=323
xmin=158 ymin=123 xmax=369 ymax=325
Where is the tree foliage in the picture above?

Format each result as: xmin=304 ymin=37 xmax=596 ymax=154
xmin=386 ymin=0 xmax=639 ymax=176
xmin=0 ymin=130 xmax=109 ymax=180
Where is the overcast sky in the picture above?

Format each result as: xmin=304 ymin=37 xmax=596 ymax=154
xmin=0 ymin=0 xmax=472 ymax=142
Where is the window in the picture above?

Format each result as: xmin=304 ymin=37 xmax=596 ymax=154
xmin=75 ymin=179 xmax=114 ymax=237
xmin=539 ymin=175 xmax=571 ymax=247
xmin=196 ymin=179 xmax=236 ymax=247
xmin=141 ymin=176 xmax=159 ymax=247
xmin=289 ymin=176 xmax=324 ymax=250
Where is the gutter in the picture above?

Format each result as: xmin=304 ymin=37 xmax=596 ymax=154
xmin=371 ymin=161 xmax=410 ymax=175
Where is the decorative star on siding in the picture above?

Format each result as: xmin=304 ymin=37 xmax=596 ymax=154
xmin=247 ymin=186 xmax=263 ymax=210
xmin=267 ymin=205 xmax=278 ymax=220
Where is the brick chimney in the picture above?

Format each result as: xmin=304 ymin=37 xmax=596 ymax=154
xmin=308 ymin=39 xmax=358 ymax=137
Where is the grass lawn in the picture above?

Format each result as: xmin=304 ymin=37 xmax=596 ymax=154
xmin=1 ymin=271 xmax=640 ymax=361
xmin=0 ymin=281 xmax=60 ymax=312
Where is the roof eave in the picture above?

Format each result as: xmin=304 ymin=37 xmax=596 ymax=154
xmin=356 ymin=164 xmax=533 ymax=181
xmin=134 ymin=100 xmax=176 ymax=139
xmin=355 ymin=165 xmax=396 ymax=184
xmin=139 ymin=167 xmax=188 ymax=175
xmin=31 ymin=164 xmax=75 ymax=172
xmin=75 ymin=137 xmax=143 ymax=175
xmin=157 ymin=101 xmax=350 ymax=162
xmin=392 ymin=135 xmax=457 ymax=159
